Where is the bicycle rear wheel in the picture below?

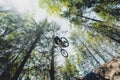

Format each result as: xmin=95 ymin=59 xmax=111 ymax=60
xmin=60 ymin=49 xmax=68 ymax=58
xmin=61 ymin=37 xmax=69 ymax=47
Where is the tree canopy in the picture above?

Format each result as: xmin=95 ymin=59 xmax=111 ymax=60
xmin=0 ymin=0 xmax=120 ymax=80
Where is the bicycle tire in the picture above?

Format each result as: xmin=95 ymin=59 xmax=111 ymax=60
xmin=61 ymin=37 xmax=69 ymax=47
xmin=60 ymin=49 xmax=68 ymax=58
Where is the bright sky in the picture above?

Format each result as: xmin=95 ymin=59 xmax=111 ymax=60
xmin=0 ymin=0 xmax=72 ymax=37
xmin=0 ymin=0 xmax=75 ymax=64
xmin=1 ymin=0 xmax=70 ymax=30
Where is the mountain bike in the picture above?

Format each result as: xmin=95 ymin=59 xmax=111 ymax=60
xmin=54 ymin=36 xmax=69 ymax=58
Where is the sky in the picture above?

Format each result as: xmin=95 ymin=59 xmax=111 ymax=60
xmin=0 ymin=0 xmax=102 ymax=61
xmin=0 ymin=0 xmax=71 ymax=30
xmin=0 ymin=0 xmax=75 ymax=64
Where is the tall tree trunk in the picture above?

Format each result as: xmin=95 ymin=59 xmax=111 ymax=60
xmin=104 ymin=33 xmax=120 ymax=44
xmin=78 ymin=15 xmax=120 ymax=29
xmin=99 ymin=47 xmax=115 ymax=58
xmin=79 ymin=49 xmax=96 ymax=68
xmin=0 ymin=52 xmax=20 ymax=80
xmin=11 ymin=33 xmax=41 ymax=80
xmin=85 ymin=0 xmax=120 ymax=4
xmin=105 ymin=43 xmax=120 ymax=55
xmin=93 ymin=48 xmax=107 ymax=63
xmin=78 ymin=38 xmax=101 ymax=66
xmin=88 ymin=42 xmax=107 ymax=63
xmin=86 ymin=25 xmax=120 ymax=44
xmin=50 ymin=36 xmax=55 ymax=80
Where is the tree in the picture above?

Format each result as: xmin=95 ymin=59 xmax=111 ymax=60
xmin=60 ymin=55 xmax=77 ymax=80
xmin=39 ymin=0 xmax=120 ymax=45
xmin=69 ymin=24 xmax=120 ymax=76
xmin=0 ymin=12 xmax=29 ymax=80
xmin=0 ymin=9 xmax=63 ymax=80
xmin=11 ymin=24 xmax=43 ymax=80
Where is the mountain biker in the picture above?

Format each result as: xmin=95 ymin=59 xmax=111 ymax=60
xmin=54 ymin=36 xmax=62 ymax=46
xmin=54 ymin=36 xmax=69 ymax=58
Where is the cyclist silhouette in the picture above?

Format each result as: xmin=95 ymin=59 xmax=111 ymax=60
xmin=53 ymin=36 xmax=69 ymax=58
xmin=54 ymin=36 xmax=62 ymax=46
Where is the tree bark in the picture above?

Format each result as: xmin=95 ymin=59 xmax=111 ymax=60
xmin=79 ymin=48 xmax=97 ymax=68
xmin=11 ymin=33 xmax=41 ymax=80
xmin=79 ymin=15 xmax=120 ymax=30
xmin=93 ymin=48 xmax=107 ymax=63
xmin=86 ymin=25 xmax=120 ymax=44
xmin=78 ymin=38 xmax=101 ymax=66
xmin=50 ymin=37 xmax=55 ymax=80
xmin=99 ymin=47 xmax=115 ymax=58
xmin=105 ymin=43 xmax=120 ymax=55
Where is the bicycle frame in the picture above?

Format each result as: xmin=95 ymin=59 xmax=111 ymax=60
xmin=54 ymin=36 xmax=69 ymax=58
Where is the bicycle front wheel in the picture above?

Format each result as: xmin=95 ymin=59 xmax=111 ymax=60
xmin=60 ymin=49 xmax=68 ymax=58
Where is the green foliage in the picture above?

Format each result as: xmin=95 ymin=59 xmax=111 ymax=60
xmin=1 ymin=0 xmax=120 ymax=79
xmin=60 ymin=56 xmax=78 ymax=79
xmin=93 ymin=3 xmax=118 ymax=23
xmin=70 ymin=22 xmax=120 ymax=74
xmin=39 ymin=0 xmax=62 ymax=15
xmin=0 ymin=9 xmax=62 ymax=79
